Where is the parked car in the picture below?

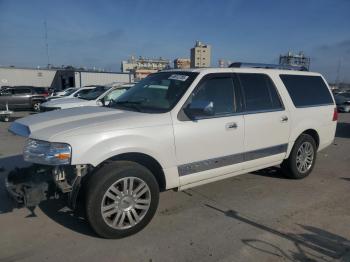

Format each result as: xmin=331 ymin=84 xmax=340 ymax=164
xmin=46 ymin=86 xmax=99 ymax=101
xmin=0 ymin=86 xmax=47 ymax=112
xmin=47 ymin=88 xmax=79 ymax=101
xmin=8 ymin=66 xmax=337 ymax=238
xmin=51 ymin=87 xmax=77 ymax=97
xmin=40 ymin=84 xmax=130 ymax=111
xmin=335 ymin=93 xmax=350 ymax=112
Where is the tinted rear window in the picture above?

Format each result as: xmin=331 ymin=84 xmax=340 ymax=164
xmin=34 ymin=88 xmax=47 ymax=94
xmin=280 ymin=75 xmax=333 ymax=107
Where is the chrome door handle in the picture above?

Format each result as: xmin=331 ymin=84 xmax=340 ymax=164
xmin=226 ymin=122 xmax=238 ymax=129
xmin=280 ymin=116 xmax=288 ymax=123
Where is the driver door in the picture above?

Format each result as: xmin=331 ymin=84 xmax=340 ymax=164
xmin=173 ymin=73 xmax=245 ymax=186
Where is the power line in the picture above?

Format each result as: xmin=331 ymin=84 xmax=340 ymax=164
xmin=44 ymin=20 xmax=50 ymax=68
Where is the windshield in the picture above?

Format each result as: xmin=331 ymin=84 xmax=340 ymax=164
xmin=104 ymin=87 xmax=129 ymax=102
xmin=110 ymin=72 xmax=198 ymax=113
xmin=63 ymin=88 xmax=78 ymax=96
xmin=79 ymin=86 xmax=111 ymax=100
xmin=73 ymin=88 xmax=93 ymax=97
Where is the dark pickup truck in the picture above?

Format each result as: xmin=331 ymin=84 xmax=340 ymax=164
xmin=0 ymin=86 xmax=48 ymax=112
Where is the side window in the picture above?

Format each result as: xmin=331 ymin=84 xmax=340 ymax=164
xmin=238 ymin=73 xmax=283 ymax=112
xmin=189 ymin=77 xmax=236 ymax=118
xmin=280 ymin=75 xmax=333 ymax=107
xmin=13 ymin=88 xmax=31 ymax=95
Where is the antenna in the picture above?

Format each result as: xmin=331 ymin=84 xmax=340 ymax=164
xmin=44 ymin=20 xmax=50 ymax=68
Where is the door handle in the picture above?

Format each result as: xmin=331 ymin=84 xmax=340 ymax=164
xmin=280 ymin=116 xmax=288 ymax=123
xmin=226 ymin=122 xmax=238 ymax=129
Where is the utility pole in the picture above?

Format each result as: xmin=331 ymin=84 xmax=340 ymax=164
xmin=335 ymin=58 xmax=342 ymax=88
xmin=44 ymin=20 xmax=50 ymax=68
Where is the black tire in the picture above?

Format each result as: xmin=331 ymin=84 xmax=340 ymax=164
xmin=32 ymin=101 xmax=41 ymax=112
xmin=281 ymin=134 xmax=317 ymax=179
xmin=86 ymin=161 xmax=159 ymax=238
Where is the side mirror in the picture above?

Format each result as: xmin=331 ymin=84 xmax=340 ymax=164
xmin=184 ymin=100 xmax=214 ymax=120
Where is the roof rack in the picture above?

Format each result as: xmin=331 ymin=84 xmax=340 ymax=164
xmin=228 ymin=62 xmax=308 ymax=71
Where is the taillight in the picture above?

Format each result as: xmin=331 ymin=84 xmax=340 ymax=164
xmin=332 ymin=108 xmax=338 ymax=121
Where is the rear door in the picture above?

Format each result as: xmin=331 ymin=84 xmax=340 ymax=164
xmin=173 ymin=73 xmax=245 ymax=186
xmin=238 ymin=73 xmax=290 ymax=169
xmin=12 ymin=87 xmax=32 ymax=108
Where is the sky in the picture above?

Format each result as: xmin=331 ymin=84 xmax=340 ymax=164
xmin=0 ymin=0 xmax=349 ymax=82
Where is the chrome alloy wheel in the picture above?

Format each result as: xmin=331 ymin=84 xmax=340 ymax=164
xmin=296 ymin=141 xmax=314 ymax=173
xmin=101 ymin=177 xmax=151 ymax=230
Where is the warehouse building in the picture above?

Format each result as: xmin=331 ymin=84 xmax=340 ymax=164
xmin=0 ymin=67 xmax=133 ymax=90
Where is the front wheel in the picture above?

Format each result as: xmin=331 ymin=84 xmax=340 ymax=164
xmin=86 ymin=161 xmax=159 ymax=238
xmin=282 ymin=134 xmax=317 ymax=179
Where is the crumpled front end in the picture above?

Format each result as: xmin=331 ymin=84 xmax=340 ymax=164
xmin=5 ymin=164 xmax=91 ymax=209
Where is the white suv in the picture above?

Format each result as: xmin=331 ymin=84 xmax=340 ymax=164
xmin=9 ymin=66 xmax=337 ymax=238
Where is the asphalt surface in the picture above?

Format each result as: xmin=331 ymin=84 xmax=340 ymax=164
xmin=0 ymin=111 xmax=350 ymax=262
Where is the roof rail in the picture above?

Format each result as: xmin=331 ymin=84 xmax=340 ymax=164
xmin=228 ymin=62 xmax=308 ymax=71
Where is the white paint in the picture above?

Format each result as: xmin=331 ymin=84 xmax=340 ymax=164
xmin=11 ymin=67 xmax=337 ymax=191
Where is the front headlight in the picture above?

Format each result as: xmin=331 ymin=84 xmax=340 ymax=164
xmin=23 ymin=139 xmax=72 ymax=165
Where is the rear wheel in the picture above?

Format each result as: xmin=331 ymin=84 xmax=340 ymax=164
xmin=282 ymin=134 xmax=317 ymax=179
xmin=86 ymin=161 xmax=159 ymax=238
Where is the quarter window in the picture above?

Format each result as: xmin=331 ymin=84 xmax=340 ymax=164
xmin=238 ymin=73 xmax=283 ymax=112
xmin=280 ymin=75 xmax=333 ymax=107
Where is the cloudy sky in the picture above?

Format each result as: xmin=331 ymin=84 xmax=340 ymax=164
xmin=0 ymin=0 xmax=349 ymax=82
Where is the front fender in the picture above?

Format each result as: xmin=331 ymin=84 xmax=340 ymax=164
xmin=67 ymin=125 xmax=177 ymax=170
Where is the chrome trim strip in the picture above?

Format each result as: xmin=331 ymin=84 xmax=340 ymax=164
xmin=178 ymin=143 xmax=288 ymax=176
xmin=294 ymin=103 xmax=334 ymax=108
xmin=243 ymin=108 xmax=285 ymax=115
xmin=244 ymin=144 xmax=288 ymax=162
xmin=178 ymin=153 xmax=244 ymax=177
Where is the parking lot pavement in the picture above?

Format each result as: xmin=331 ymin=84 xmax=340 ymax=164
xmin=0 ymin=113 xmax=350 ymax=262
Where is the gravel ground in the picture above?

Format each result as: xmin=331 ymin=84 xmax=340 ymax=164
xmin=0 ymin=111 xmax=349 ymax=262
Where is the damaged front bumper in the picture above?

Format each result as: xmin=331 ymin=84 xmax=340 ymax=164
xmin=5 ymin=164 xmax=90 ymax=208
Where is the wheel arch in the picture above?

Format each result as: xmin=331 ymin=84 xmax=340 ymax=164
xmin=287 ymin=128 xmax=320 ymax=158
xmin=301 ymin=129 xmax=320 ymax=148
xmin=99 ymin=152 xmax=167 ymax=192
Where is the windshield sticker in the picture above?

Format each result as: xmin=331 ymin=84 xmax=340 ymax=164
xmin=168 ymin=74 xmax=189 ymax=81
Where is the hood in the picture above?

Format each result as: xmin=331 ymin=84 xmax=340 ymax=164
xmin=9 ymin=106 xmax=172 ymax=141
xmin=41 ymin=97 xmax=93 ymax=109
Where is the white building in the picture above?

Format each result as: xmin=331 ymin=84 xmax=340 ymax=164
xmin=0 ymin=67 xmax=57 ymax=88
xmin=0 ymin=67 xmax=133 ymax=90
xmin=174 ymin=58 xmax=191 ymax=69
xmin=121 ymin=56 xmax=170 ymax=80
